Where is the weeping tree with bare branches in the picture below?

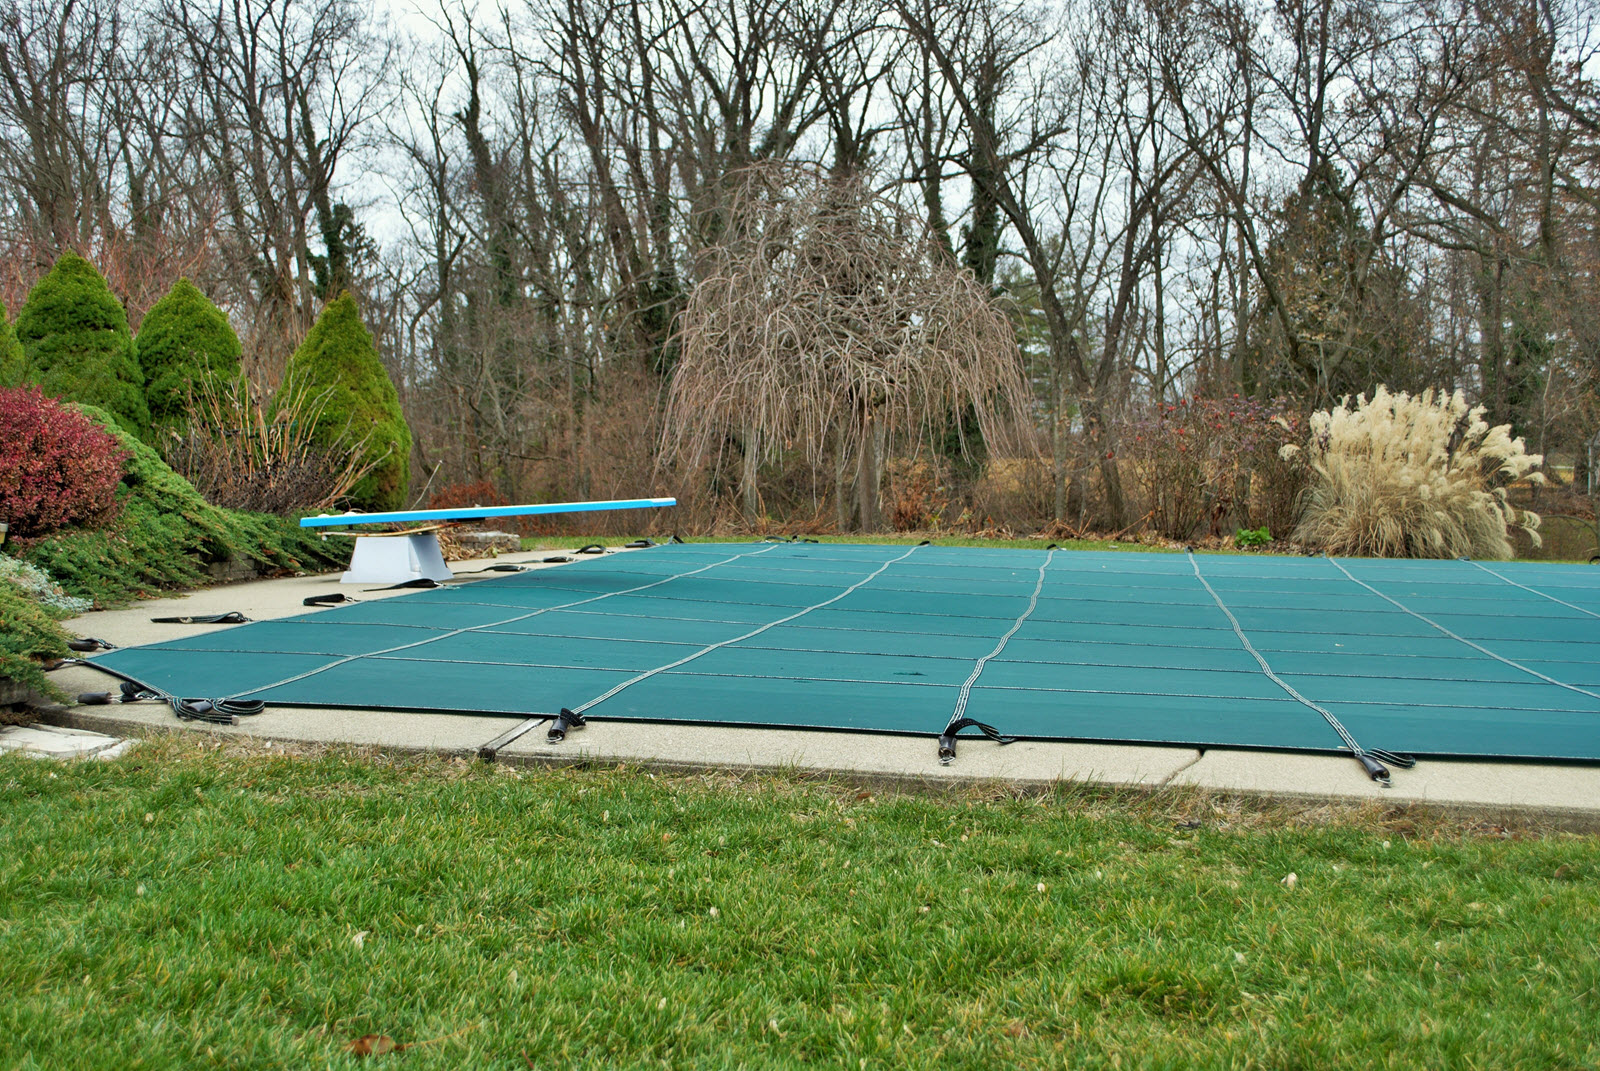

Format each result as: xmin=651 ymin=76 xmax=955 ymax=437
xmin=667 ymin=165 xmax=1029 ymax=530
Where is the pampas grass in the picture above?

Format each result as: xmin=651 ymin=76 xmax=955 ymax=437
xmin=1286 ymin=385 xmax=1543 ymax=559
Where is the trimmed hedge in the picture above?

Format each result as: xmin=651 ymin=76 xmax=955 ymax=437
xmin=136 ymin=278 xmax=243 ymax=432
xmin=281 ymin=292 xmax=411 ymax=511
xmin=14 ymin=253 xmax=150 ymax=439
xmin=19 ymin=405 xmax=346 ymax=605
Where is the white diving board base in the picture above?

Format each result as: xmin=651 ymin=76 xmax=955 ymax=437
xmin=340 ymin=531 xmax=454 ymax=585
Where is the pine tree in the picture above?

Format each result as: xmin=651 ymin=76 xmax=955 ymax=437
xmin=0 ymin=301 xmax=23 ymax=387
xmin=14 ymin=252 xmax=150 ymax=437
xmin=281 ymin=292 xmax=411 ymax=510
xmin=1243 ymin=165 xmax=1420 ymax=402
xmin=136 ymin=278 xmax=243 ymax=430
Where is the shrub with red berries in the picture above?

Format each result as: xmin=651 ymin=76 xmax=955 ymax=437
xmin=0 ymin=386 xmax=128 ymax=539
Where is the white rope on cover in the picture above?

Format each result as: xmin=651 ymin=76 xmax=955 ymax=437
xmin=1461 ymin=559 xmax=1600 ymax=621
xmin=230 ymin=543 xmax=788 ymax=698
xmin=1325 ymin=556 xmax=1600 ymax=704
xmin=1187 ymin=552 xmax=1370 ymax=758
xmin=569 ymin=543 xmax=927 ymax=716
xmin=948 ymin=548 xmax=1056 ymax=724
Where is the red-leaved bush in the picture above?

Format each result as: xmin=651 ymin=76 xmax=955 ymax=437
xmin=0 ymin=386 xmax=128 ymax=538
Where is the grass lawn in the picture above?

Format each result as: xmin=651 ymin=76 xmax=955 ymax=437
xmin=523 ymin=533 xmax=1155 ymax=553
xmin=523 ymin=531 xmax=1600 ymax=563
xmin=2 ymin=739 xmax=1597 ymax=1069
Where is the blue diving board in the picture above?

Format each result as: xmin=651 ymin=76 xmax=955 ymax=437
xmin=301 ymin=497 xmax=677 ymax=583
xmin=300 ymin=497 xmax=677 ymax=529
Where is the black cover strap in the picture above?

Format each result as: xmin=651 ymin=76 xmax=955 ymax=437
xmin=304 ymin=593 xmax=356 ymax=607
xmin=934 ymin=714 xmax=1011 ymax=765
xmin=937 ymin=717 xmax=1016 ymax=765
xmin=150 ymin=611 xmax=250 ymax=624
xmin=547 ymin=707 xmax=587 ymax=743
xmin=364 ymin=578 xmax=442 ymax=591
xmin=576 ymin=544 xmax=606 ymax=555
xmin=171 ymin=697 xmax=267 ymax=725
xmin=67 ymin=637 xmax=116 ymax=652
xmin=78 ymin=682 xmax=265 ymax=726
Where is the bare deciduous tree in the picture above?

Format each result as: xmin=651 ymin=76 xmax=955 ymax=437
xmin=667 ymin=164 xmax=1029 ymax=529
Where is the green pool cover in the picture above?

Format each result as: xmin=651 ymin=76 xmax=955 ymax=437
xmin=89 ymin=543 xmax=1600 ymax=769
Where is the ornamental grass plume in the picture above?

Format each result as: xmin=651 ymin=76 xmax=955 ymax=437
xmin=1285 ymin=385 xmax=1543 ymax=559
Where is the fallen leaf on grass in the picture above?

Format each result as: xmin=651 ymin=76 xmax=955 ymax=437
xmin=346 ymin=1035 xmax=403 ymax=1056
xmin=346 ymin=1024 xmax=478 ymax=1057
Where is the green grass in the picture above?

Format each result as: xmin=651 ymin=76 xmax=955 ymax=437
xmin=523 ymin=530 xmax=1600 ymax=562
xmin=522 ymin=533 xmax=1155 ymax=553
xmin=3 ymin=740 xmax=1597 ymax=1069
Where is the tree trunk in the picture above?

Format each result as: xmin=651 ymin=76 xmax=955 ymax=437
xmin=742 ymin=423 xmax=761 ymax=523
xmin=834 ymin=435 xmax=850 ymax=533
xmin=856 ymin=408 xmax=881 ymax=531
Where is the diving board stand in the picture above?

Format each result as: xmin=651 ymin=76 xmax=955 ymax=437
xmin=301 ymin=497 xmax=677 ymax=584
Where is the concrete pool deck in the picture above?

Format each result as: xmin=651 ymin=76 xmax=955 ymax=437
xmin=33 ymin=544 xmax=1600 ymax=828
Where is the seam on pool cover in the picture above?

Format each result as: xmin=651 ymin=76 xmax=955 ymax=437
xmin=1189 ymin=552 xmax=1371 ymax=757
xmin=949 ymin=548 xmax=1056 ymax=723
xmin=1463 ymin=560 xmax=1600 ymax=620
xmin=1326 ymin=557 xmax=1600 ymax=704
xmin=307 ymin=652 xmax=1600 ymax=704
xmin=569 ymin=543 xmax=928 ymax=716
xmin=227 ymin=544 xmax=788 ymax=700
xmin=422 ymin=574 xmax=1577 ymax=621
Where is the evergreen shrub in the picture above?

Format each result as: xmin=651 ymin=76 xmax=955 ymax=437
xmin=0 ymin=301 xmax=23 ymax=387
xmin=136 ymin=278 xmax=242 ymax=431
xmin=0 ymin=386 xmax=128 ymax=538
xmin=14 ymin=253 xmax=150 ymax=437
xmin=280 ymin=292 xmax=411 ymax=511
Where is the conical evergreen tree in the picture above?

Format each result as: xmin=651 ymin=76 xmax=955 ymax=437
xmin=14 ymin=252 xmax=149 ymax=437
xmin=136 ymin=278 xmax=243 ymax=430
xmin=0 ymin=301 xmax=23 ymax=387
xmin=282 ymin=291 xmax=411 ymax=510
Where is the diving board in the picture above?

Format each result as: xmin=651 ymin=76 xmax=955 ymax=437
xmin=302 ymin=497 xmax=676 ymax=583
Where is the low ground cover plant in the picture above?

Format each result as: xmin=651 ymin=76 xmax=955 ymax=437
xmin=1288 ymin=386 xmax=1543 ymax=558
xmin=0 ymin=565 xmax=71 ymax=699
xmin=0 ymin=742 xmax=1595 ymax=1069
xmin=19 ymin=405 xmax=343 ymax=604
